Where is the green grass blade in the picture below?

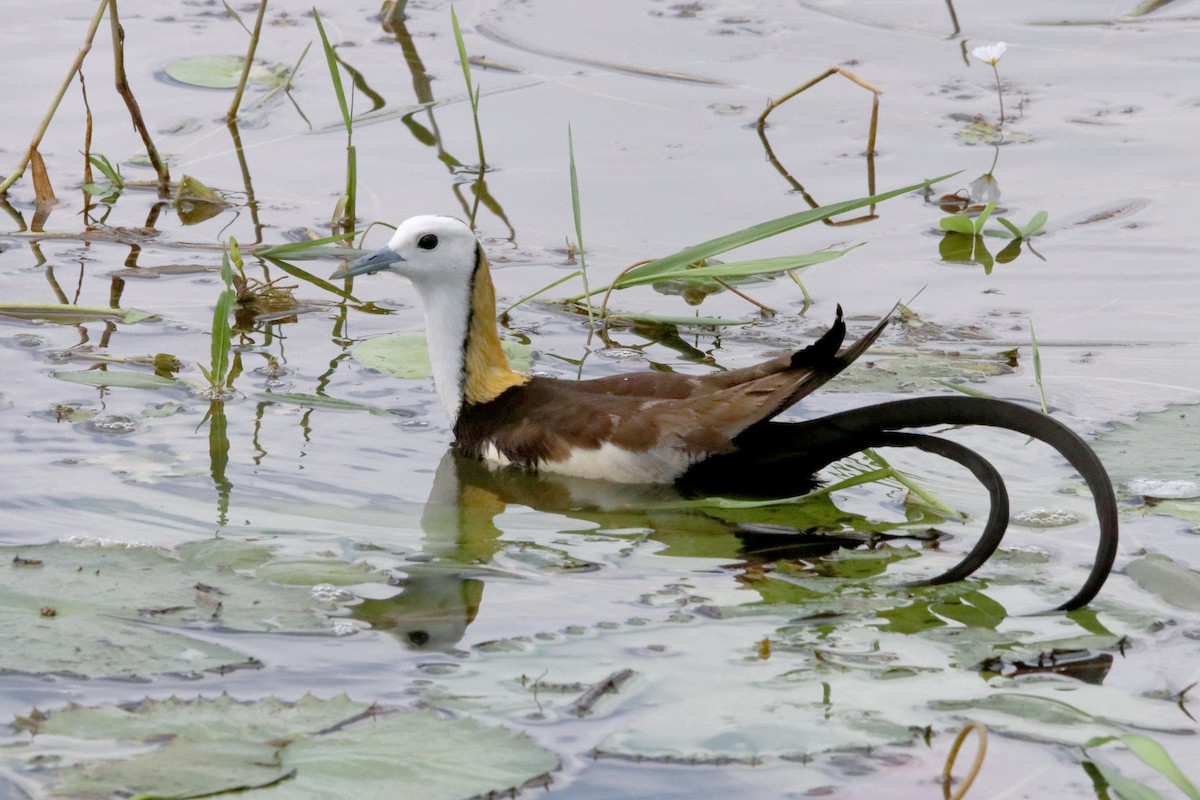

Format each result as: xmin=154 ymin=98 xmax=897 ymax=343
xmin=597 ymin=250 xmax=855 ymax=297
xmin=259 ymin=255 xmax=357 ymax=299
xmin=972 ymin=200 xmax=996 ymax=233
xmin=567 ymin=126 xmax=595 ymax=328
xmin=1029 ymin=318 xmax=1048 ymax=414
xmin=254 ymin=232 xmax=357 ymax=258
xmin=586 ymin=173 xmax=957 ymax=296
xmin=1120 ymin=734 xmax=1200 ymax=800
xmin=451 ymin=7 xmax=486 ymax=169
xmin=313 ymin=9 xmax=351 ymax=134
xmin=1089 ymin=761 xmax=1168 ymax=800
xmin=87 ymin=154 xmax=123 ymax=187
xmin=501 ymin=269 xmax=582 ymax=316
xmin=210 ymin=289 xmax=235 ymax=387
xmin=935 ymin=379 xmax=1001 ymax=400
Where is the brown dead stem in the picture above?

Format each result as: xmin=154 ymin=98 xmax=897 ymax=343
xmin=108 ymin=0 xmax=170 ymax=195
xmin=0 ymin=0 xmax=110 ymax=196
xmin=756 ymin=66 xmax=881 ymax=226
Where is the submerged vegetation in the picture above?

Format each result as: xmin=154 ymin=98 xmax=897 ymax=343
xmin=0 ymin=1 xmax=1196 ymax=798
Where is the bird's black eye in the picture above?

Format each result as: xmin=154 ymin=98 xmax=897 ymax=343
xmin=417 ymin=233 xmax=438 ymax=250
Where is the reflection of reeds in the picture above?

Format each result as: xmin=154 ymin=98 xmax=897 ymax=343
xmin=756 ymin=67 xmax=881 ymax=226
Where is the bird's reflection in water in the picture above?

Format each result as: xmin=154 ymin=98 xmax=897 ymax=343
xmin=349 ymin=450 xmax=948 ymax=652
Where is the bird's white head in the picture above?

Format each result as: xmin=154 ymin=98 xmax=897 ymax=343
xmin=331 ymin=214 xmax=527 ymax=425
xmin=332 ymin=215 xmax=479 ymax=287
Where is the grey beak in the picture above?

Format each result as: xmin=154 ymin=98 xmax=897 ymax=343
xmin=331 ymin=247 xmax=404 ymax=280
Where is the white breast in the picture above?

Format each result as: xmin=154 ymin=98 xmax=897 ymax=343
xmin=481 ymin=440 xmax=694 ymax=485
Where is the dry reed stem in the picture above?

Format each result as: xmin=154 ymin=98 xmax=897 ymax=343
xmin=0 ymin=0 xmax=110 ymax=196
xmin=227 ymin=0 xmax=269 ymax=122
xmin=108 ymin=0 xmax=170 ymax=194
xmin=755 ymin=66 xmax=882 ymax=225
xmin=942 ymin=721 xmax=989 ymax=800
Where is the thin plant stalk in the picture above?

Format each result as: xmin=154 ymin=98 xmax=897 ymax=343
xmin=942 ymin=721 xmax=988 ymax=800
xmin=1030 ymin=318 xmax=1048 ymax=414
xmin=0 ymin=0 xmax=110 ymax=195
xmin=451 ymin=8 xmax=485 ymax=170
xmin=756 ymin=66 xmax=882 ymax=222
xmin=451 ymin=7 xmax=486 ymax=226
xmin=313 ymin=9 xmax=356 ymax=229
xmin=863 ymin=448 xmax=961 ymax=518
xmin=567 ymin=126 xmax=596 ymax=335
xmin=227 ymin=0 xmax=268 ymax=121
xmin=990 ymin=61 xmax=1005 ymax=130
xmin=108 ymin=0 xmax=170 ymax=194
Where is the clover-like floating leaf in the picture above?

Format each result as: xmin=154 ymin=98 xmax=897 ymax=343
xmin=164 ymin=56 xmax=282 ymax=89
xmin=353 ymin=332 xmax=531 ymax=379
xmin=986 ymin=210 xmax=1049 ymax=239
xmin=939 ymin=215 xmax=979 ymax=236
xmin=4 ymin=695 xmax=557 ymax=800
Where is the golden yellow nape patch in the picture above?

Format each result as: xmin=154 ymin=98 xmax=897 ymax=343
xmin=463 ymin=250 xmax=529 ymax=404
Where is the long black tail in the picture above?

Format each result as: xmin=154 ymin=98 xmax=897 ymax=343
xmin=684 ymin=396 xmax=1117 ymax=611
xmin=790 ymin=397 xmax=1116 ymax=611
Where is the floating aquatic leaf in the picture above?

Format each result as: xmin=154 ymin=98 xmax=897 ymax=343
xmin=0 ymin=539 xmax=383 ymax=678
xmin=164 ymin=56 xmax=282 ymax=89
xmin=254 ymin=391 xmax=393 ymax=416
xmin=51 ymin=369 xmax=180 ymax=389
xmin=175 ymin=174 xmax=229 ymax=226
xmin=604 ymin=313 xmax=750 ymax=327
xmin=0 ymin=303 xmax=157 ymax=324
xmin=3 ymin=695 xmax=557 ymax=800
xmin=1125 ymin=554 xmax=1200 ymax=611
xmin=353 ymin=332 xmax=531 ymax=379
xmin=1093 ymin=405 xmax=1200 ymax=495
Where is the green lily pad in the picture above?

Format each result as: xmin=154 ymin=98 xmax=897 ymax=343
xmin=0 ymin=538 xmax=387 ymax=678
xmin=4 ymin=695 xmax=557 ymax=800
xmin=164 ymin=56 xmax=283 ymax=89
xmin=51 ymin=369 xmax=180 ymax=390
xmin=1092 ymin=404 xmax=1200 ymax=487
xmin=0 ymin=303 xmax=157 ymax=325
xmin=353 ymin=332 xmax=531 ymax=379
xmin=1125 ymin=554 xmax=1200 ymax=611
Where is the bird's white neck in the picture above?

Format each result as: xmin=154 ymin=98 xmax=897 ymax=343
xmin=411 ymin=247 xmax=528 ymax=426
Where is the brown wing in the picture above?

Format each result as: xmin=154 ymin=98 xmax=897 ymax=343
xmin=454 ymin=307 xmax=890 ymax=469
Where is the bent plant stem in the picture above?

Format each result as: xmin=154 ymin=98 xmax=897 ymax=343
xmin=863 ymin=448 xmax=961 ymax=518
xmin=756 ymin=66 xmax=881 ymax=224
xmin=0 ymin=0 xmax=110 ymax=196
xmin=228 ymin=0 xmax=269 ymax=121
xmin=943 ymin=721 xmax=988 ymax=800
xmin=109 ymin=0 xmax=170 ymax=194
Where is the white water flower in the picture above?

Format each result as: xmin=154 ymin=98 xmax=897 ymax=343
xmin=971 ymin=41 xmax=1007 ymax=66
xmin=970 ymin=173 xmax=1001 ymax=203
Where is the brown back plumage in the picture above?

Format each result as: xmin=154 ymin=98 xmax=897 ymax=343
xmin=454 ymin=306 xmax=890 ymax=477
